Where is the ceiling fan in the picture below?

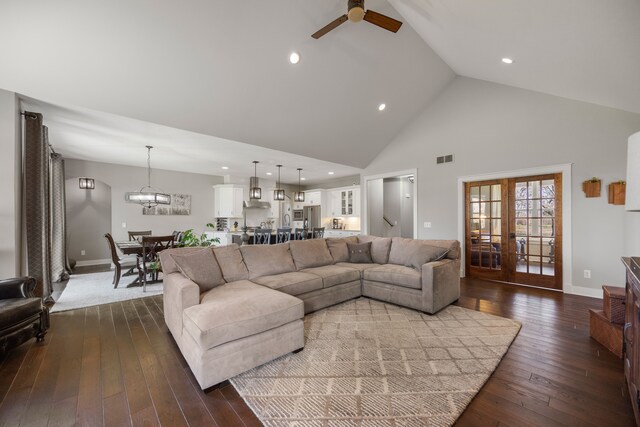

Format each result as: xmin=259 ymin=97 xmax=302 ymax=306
xmin=312 ymin=0 xmax=403 ymax=39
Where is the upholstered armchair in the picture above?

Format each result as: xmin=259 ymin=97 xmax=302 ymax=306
xmin=0 ymin=277 xmax=49 ymax=353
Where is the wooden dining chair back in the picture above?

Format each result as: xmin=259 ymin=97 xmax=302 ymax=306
xmin=276 ymin=228 xmax=292 ymax=244
xmin=138 ymin=235 xmax=175 ymax=291
xmin=105 ymin=233 xmax=136 ymax=288
xmin=293 ymin=228 xmax=306 ymax=240
xmin=253 ymin=228 xmax=272 ymax=245
xmin=128 ymin=230 xmax=152 ymax=241
xmin=312 ymin=227 xmax=325 ymax=239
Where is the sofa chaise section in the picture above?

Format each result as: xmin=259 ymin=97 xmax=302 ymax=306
xmin=160 ymin=246 xmax=304 ymax=390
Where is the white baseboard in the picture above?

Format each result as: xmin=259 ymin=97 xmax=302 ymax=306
xmin=564 ymin=284 xmax=603 ymax=299
xmin=75 ymin=258 xmax=112 ymax=267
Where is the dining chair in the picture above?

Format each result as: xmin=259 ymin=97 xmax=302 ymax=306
xmin=138 ymin=235 xmax=175 ymax=291
xmin=105 ymin=233 xmax=137 ymax=288
xmin=276 ymin=228 xmax=292 ymax=244
xmin=128 ymin=230 xmax=152 ymax=241
xmin=172 ymin=230 xmax=184 ymax=245
xmin=253 ymin=228 xmax=272 ymax=245
xmin=293 ymin=228 xmax=306 ymax=240
xmin=312 ymin=227 xmax=325 ymax=239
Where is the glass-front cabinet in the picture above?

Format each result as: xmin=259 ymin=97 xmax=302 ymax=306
xmin=330 ymin=187 xmax=360 ymax=217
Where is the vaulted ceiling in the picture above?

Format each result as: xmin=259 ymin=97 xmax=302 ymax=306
xmin=1 ymin=0 xmax=638 ymax=173
xmin=0 ymin=0 xmax=453 ymax=169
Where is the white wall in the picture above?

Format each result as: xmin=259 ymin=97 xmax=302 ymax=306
xmin=0 ymin=89 xmax=21 ymax=277
xmin=65 ymin=159 xmax=224 ymax=262
xmin=364 ymin=77 xmax=640 ymax=293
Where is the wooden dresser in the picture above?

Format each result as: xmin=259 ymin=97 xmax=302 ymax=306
xmin=623 ymin=257 xmax=640 ymax=425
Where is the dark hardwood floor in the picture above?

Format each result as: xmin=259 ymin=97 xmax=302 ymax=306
xmin=0 ymin=278 xmax=634 ymax=426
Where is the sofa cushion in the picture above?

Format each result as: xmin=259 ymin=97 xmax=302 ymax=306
xmin=301 ymin=265 xmax=360 ymax=288
xmin=326 ymin=236 xmax=358 ymax=263
xmin=240 ymin=243 xmax=296 ymax=279
xmin=0 ymin=298 xmax=42 ymax=330
xmin=427 ymin=240 xmax=461 ymax=260
xmin=159 ymin=247 xmax=208 ymax=274
xmin=347 ymin=242 xmax=373 ymax=263
xmin=336 ymin=262 xmax=381 ymax=278
xmin=183 ymin=280 xmax=303 ymax=350
xmin=389 ymin=237 xmax=451 ymax=268
xmin=252 ymin=271 xmax=323 ymax=296
xmin=171 ymin=248 xmax=225 ymax=292
xmin=357 ymin=235 xmax=392 ymax=264
xmin=407 ymin=245 xmax=449 ymax=270
xmin=212 ymin=244 xmax=249 ymax=282
xmin=364 ymin=264 xmax=422 ymax=290
xmin=289 ymin=239 xmax=334 ymax=270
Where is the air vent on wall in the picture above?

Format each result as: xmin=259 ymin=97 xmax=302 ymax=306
xmin=436 ymin=154 xmax=454 ymax=164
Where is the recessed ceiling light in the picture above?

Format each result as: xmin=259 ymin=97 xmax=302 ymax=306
xmin=289 ymin=52 xmax=300 ymax=64
xmin=221 ymin=166 xmax=229 ymax=170
xmin=378 ymin=103 xmax=386 ymax=111
xmin=328 ymin=171 xmax=335 ymax=175
xmin=266 ymin=172 xmax=273 ymax=176
xmin=301 ymin=177 xmax=306 ymax=181
xmin=501 ymin=57 xmax=514 ymax=64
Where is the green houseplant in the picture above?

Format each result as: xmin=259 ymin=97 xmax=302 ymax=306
xmin=179 ymin=223 xmax=220 ymax=247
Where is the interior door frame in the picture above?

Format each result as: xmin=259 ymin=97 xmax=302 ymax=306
xmin=457 ymin=163 xmax=573 ymax=293
xmin=362 ymin=168 xmax=418 ymax=239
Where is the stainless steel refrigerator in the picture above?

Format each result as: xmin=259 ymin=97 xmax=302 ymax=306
xmin=302 ymin=205 xmax=322 ymax=229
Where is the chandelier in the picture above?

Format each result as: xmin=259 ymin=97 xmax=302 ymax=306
xmin=125 ymin=145 xmax=171 ymax=208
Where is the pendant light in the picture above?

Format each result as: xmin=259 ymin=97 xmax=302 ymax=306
xmin=274 ymin=165 xmax=285 ymax=201
xmin=249 ymin=160 xmax=262 ymax=200
xmin=294 ymin=168 xmax=305 ymax=202
xmin=125 ymin=145 xmax=171 ymax=207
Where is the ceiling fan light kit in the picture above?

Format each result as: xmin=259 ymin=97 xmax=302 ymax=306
xmin=312 ymin=0 xmax=402 ymax=39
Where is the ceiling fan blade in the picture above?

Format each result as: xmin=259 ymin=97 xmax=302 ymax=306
xmin=311 ymin=15 xmax=348 ymax=39
xmin=363 ymin=10 xmax=402 ymax=33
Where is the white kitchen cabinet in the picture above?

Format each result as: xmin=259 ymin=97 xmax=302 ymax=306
xmin=304 ymin=190 xmax=323 ymax=206
xmin=329 ymin=186 xmax=360 ymax=217
xmin=324 ymin=229 xmax=361 ymax=238
xmin=213 ymin=185 xmax=244 ymax=218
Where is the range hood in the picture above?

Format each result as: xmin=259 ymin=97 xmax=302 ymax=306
xmin=243 ymin=200 xmax=271 ymax=209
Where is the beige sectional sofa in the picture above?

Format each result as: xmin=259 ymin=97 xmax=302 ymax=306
xmin=160 ymin=235 xmax=460 ymax=390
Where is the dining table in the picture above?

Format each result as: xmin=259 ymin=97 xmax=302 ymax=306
xmin=115 ymin=240 xmax=162 ymax=287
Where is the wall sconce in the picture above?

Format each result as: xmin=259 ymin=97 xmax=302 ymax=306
xmin=79 ymin=177 xmax=95 ymax=190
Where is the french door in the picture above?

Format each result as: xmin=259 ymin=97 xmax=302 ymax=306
xmin=465 ymin=174 xmax=562 ymax=290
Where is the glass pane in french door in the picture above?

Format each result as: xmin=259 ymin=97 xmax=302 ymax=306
xmin=468 ymin=183 xmax=502 ymax=271
xmin=513 ymin=178 xmax=556 ymax=277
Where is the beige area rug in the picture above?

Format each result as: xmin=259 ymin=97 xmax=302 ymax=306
xmin=231 ymin=297 xmax=521 ymax=426
xmin=50 ymin=270 xmax=163 ymax=313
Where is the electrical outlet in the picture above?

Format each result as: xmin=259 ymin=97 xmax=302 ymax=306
xmin=81 ymin=250 xmax=86 ymax=256
xmin=423 ymin=222 xmax=432 ymax=228
xmin=122 ymin=222 xmax=127 ymax=228
xmin=584 ymin=270 xmax=591 ymax=279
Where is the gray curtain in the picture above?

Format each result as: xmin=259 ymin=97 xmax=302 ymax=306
xmin=50 ymin=152 xmax=70 ymax=282
xmin=24 ymin=112 xmax=52 ymax=301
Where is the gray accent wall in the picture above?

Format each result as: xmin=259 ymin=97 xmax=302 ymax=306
xmin=65 ymin=158 xmax=224 ymax=264
xmin=363 ymin=76 xmax=640 ymax=292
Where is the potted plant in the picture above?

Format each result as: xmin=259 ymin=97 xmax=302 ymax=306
xmin=179 ymin=223 xmax=221 ymax=247
xmin=582 ymin=177 xmax=601 ymax=198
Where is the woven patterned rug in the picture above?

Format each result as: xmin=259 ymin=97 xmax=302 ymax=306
xmin=231 ymin=297 xmax=521 ymax=426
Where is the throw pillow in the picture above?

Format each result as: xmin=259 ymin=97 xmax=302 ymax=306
xmin=171 ymin=248 xmax=225 ymax=292
xmin=408 ymin=245 xmax=449 ymax=270
xmin=347 ymin=242 xmax=373 ymax=264
xmin=357 ymin=235 xmax=392 ymax=264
